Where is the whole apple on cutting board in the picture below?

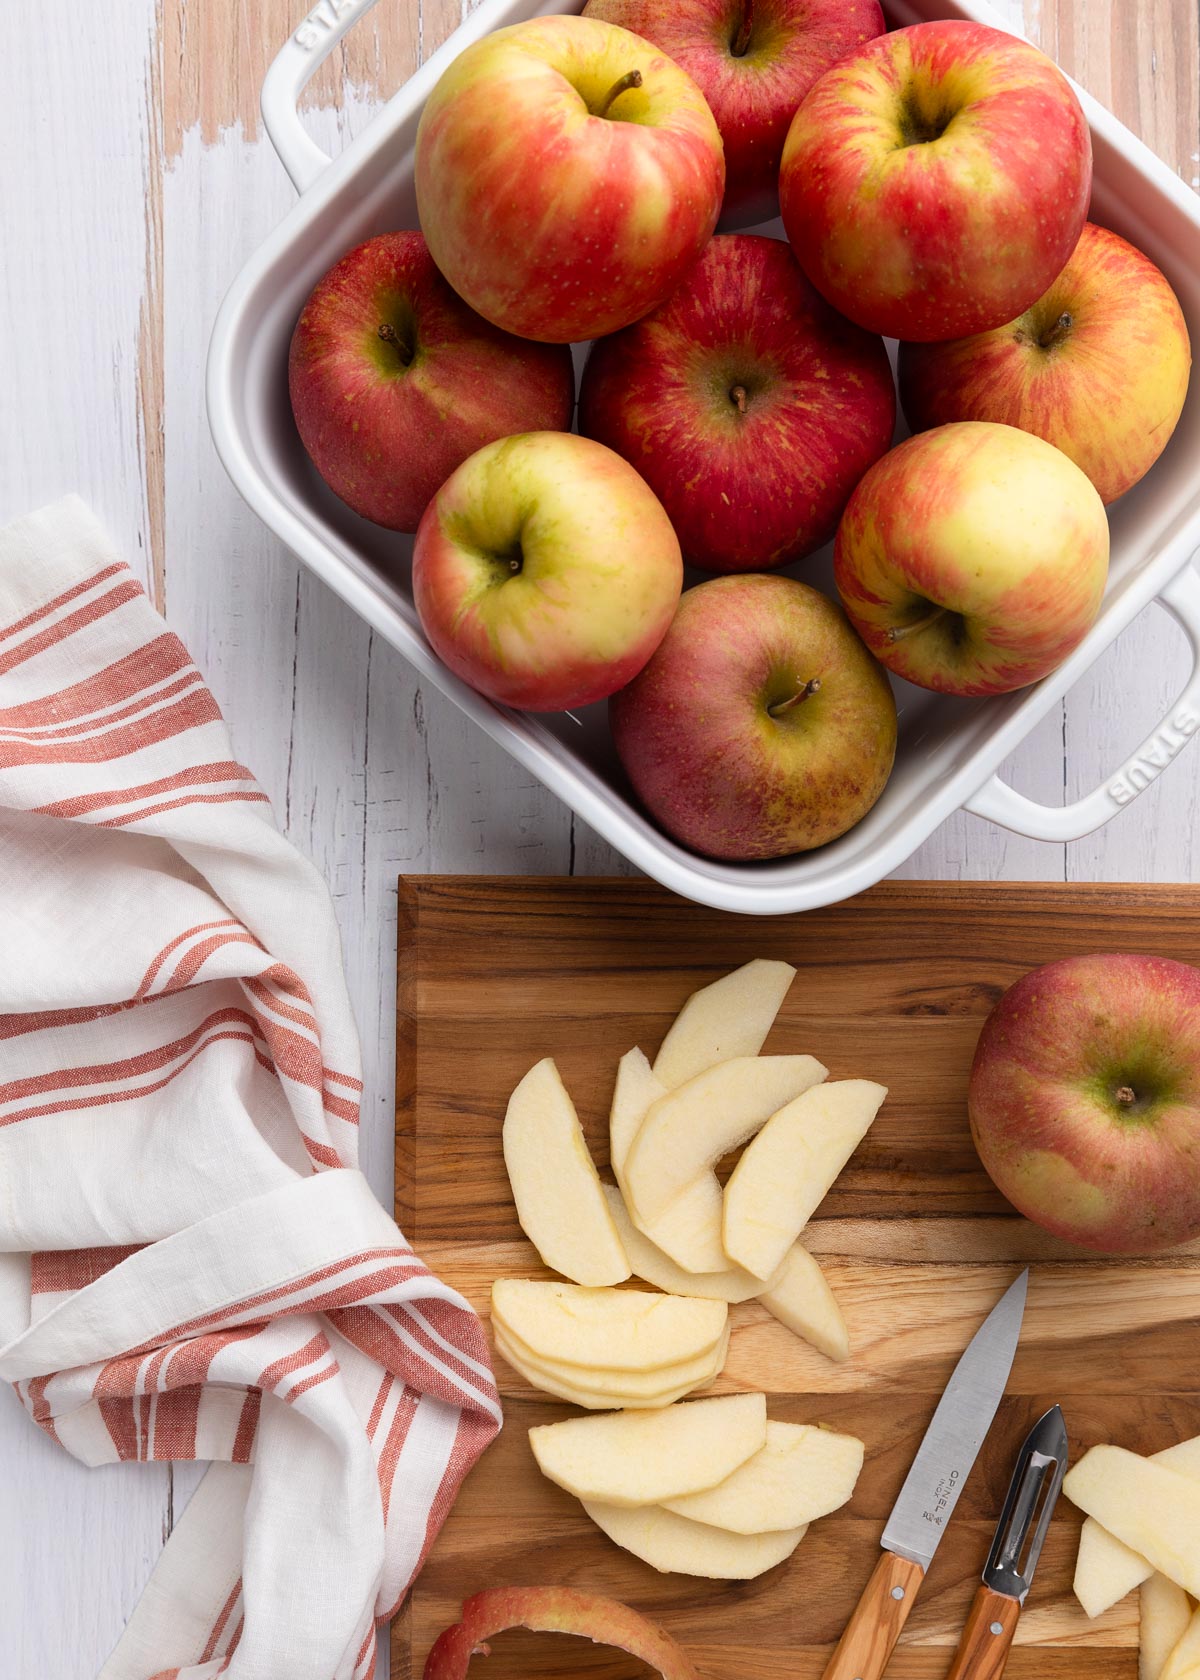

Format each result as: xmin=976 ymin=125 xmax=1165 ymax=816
xmin=581 ymin=0 xmax=885 ymax=226
xmin=578 ymin=233 xmax=896 ymax=574
xmin=898 ymin=221 xmax=1193 ymax=505
xmin=414 ymin=14 xmax=724 ymax=342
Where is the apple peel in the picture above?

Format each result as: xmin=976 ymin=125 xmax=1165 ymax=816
xmin=423 ymin=1587 xmax=702 ymax=1680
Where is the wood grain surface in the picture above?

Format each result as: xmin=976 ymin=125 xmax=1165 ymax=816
xmin=391 ymin=877 xmax=1200 ymax=1680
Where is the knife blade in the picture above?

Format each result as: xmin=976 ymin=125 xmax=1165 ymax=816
xmin=945 ymin=1405 xmax=1070 ymax=1680
xmin=819 ymin=1269 xmax=1029 ymax=1680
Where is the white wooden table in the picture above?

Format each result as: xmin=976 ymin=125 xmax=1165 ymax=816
xmin=1 ymin=2 xmax=1196 ymax=1675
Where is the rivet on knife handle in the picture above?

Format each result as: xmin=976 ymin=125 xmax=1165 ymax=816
xmin=819 ymin=1552 xmax=925 ymax=1680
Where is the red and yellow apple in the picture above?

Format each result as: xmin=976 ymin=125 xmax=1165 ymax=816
xmin=412 ymin=432 xmax=682 ymax=713
xmin=578 ymin=233 xmax=896 ymax=574
xmin=414 ymin=14 xmax=724 ymax=343
xmin=287 ymin=232 xmax=574 ymax=532
xmin=779 ymin=21 xmax=1092 ymax=342
xmin=899 ymin=223 xmax=1192 ymax=504
xmin=582 ymin=0 xmax=884 ymax=226
xmin=969 ymin=953 xmax=1200 ymax=1254
xmin=834 ymin=422 xmax=1109 ymax=697
xmin=610 ymin=573 xmax=897 ymax=859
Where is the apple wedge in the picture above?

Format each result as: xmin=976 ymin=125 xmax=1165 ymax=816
xmin=1074 ymin=1435 xmax=1200 ymax=1617
xmin=491 ymin=1281 xmax=727 ymax=1372
xmin=504 ymin=1058 xmax=630 ymax=1286
xmin=723 ymin=1080 xmax=887 ymax=1280
xmin=624 ymin=1055 xmax=828 ymax=1226
xmin=1161 ymin=1605 xmax=1200 ymax=1680
xmin=582 ymin=1498 xmax=807 ymax=1579
xmin=1142 ymin=1575 xmax=1194 ymax=1680
xmin=662 ymin=1421 xmax=864 ymax=1533
xmin=601 ymin=1184 xmax=771 ymax=1303
xmin=653 ymin=959 xmax=797 ymax=1090
xmin=1063 ymin=1446 xmax=1200 ymax=1598
xmin=758 ymin=1244 xmax=851 ymax=1363
xmin=529 ymin=1393 xmax=767 ymax=1507
xmin=609 ymin=1047 xmax=668 ymax=1178
xmin=495 ymin=1325 xmax=730 ymax=1410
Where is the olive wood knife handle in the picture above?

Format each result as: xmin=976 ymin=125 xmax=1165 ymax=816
xmin=944 ymin=1585 xmax=1021 ymax=1680
xmin=819 ymin=1551 xmax=926 ymax=1680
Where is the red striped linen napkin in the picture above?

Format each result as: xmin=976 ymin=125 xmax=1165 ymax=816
xmin=0 ymin=498 xmax=502 ymax=1680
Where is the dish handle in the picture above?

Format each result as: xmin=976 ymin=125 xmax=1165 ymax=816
xmin=964 ymin=558 xmax=1200 ymax=843
xmin=261 ymin=0 xmax=383 ymax=194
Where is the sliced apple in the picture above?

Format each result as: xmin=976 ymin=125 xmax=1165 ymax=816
xmin=503 ymin=1058 xmax=630 ymax=1286
xmin=1074 ymin=1435 xmax=1200 ymax=1617
xmin=600 ymin=1183 xmax=771 ymax=1303
xmin=1161 ymin=1605 xmax=1200 ymax=1680
xmin=1141 ymin=1575 xmax=1194 ymax=1680
xmin=758 ymin=1245 xmax=851 ymax=1363
xmin=495 ymin=1325 xmax=730 ymax=1410
xmin=624 ymin=1055 xmax=828 ymax=1227
xmin=609 ymin=1047 xmax=668 ymax=1177
xmin=1063 ymin=1446 xmax=1200 ymax=1598
xmin=723 ymin=1080 xmax=887 ymax=1280
xmin=583 ymin=1498 xmax=806 ymax=1578
xmin=663 ymin=1420 xmax=864 ymax=1533
xmin=491 ymin=1280 xmax=727 ymax=1372
xmin=653 ymin=959 xmax=797 ymax=1090
xmin=423 ymin=1586 xmax=702 ymax=1680
xmin=529 ymin=1393 xmax=767 ymax=1507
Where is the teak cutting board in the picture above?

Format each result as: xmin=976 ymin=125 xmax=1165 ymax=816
xmin=391 ymin=877 xmax=1200 ymax=1680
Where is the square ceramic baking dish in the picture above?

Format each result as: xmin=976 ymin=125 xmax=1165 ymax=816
xmin=207 ymin=0 xmax=1200 ymax=915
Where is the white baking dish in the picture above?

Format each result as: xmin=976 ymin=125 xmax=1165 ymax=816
xmin=207 ymin=0 xmax=1200 ymax=916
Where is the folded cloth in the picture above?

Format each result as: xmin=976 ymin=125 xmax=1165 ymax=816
xmin=0 ymin=498 xmax=501 ymax=1680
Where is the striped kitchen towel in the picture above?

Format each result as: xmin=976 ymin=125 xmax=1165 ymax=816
xmin=0 ymin=497 xmax=501 ymax=1680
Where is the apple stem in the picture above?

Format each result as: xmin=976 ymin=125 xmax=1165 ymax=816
xmin=768 ymin=678 xmax=821 ymax=718
xmin=377 ymin=322 xmax=414 ymax=367
xmin=732 ymin=0 xmax=754 ymax=55
xmin=1116 ymin=1084 xmax=1137 ymax=1106
xmin=888 ymin=605 xmax=948 ymax=645
xmin=730 ymin=385 xmax=748 ymax=415
xmin=1038 ymin=310 xmax=1074 ymax=349
xmin=595 ymin=69 xmax=643 ymax=119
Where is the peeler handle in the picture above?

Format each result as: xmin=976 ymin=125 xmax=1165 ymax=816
xmin=944 ymin=1585 xmax=1021 ymax=1680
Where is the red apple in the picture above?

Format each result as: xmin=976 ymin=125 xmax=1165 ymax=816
xmin=610 ymin=573 xmax=897 ymax=859
xmin=412 ymin=432 xmax=682 ymax=712
xmin=582 ymin=0 xmax=884 ymax=226
xmin=779 ymin=21 xmax=1092 ymax=342
xmin=287 ymin=232 xmax=574 ymax=532
xmin=969 ymin=953 xmax=1200 ymax=1254
xmin=899 ymin=222 xmax=1193 ymax=505
xmin=424 ymin=1588 xmax=700 ymax=1680
xmin=414 ymin=14 xmax=724 ymax=343
xmin=578 ymin=233 xmax=895 ymax=574
xmin=834 ymin=422 xmax=1109 ymax=697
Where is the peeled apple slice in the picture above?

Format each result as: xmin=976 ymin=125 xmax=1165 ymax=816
xmin=1141 ymin=1575 xmax=1193 ymax=1680
xmin=601 ymin=1184 xmax=771 ymax=1303
xmin=503 ymin=1058 xmax=629 ymax=1286
xmin=1161 ymin=1606 xmax=1200 ymax=1680
xmin=609 ymin=1047 xmax=667 ymax=1178
xmin=582 ymin=1498 xmax=806 ymax=1579
xmin=1074 ymin=1435 xmax=1200 ymax=1617
xmin=529 ymin=1393 xmax=767 ymax=1507
xmin=491 ymin=1280 xmax=727 ymax=1372
xmin=495 ymin=1325 xmax=729 ymax=1410
xmin=422 ymin=1586 xmax=701 ymax=1680
xmin=758 ymin=1244 xmax=851 ymax=1363
xmin=653 ymin=959 xmax=797 ymax=1090
xmin=625 ymin=1055 xmax=828 ymax=1226
xmin=662 ymin=1421 xmax=864 ymax=1533
xmin=723 ymin=1080 xmax=887 ymax=1280
xmin=1063 ymin=1446 xmax=1200 ymax=1598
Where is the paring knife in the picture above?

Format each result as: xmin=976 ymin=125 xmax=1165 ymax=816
xmin=820 ymin=1268 xmax=1029 ymax=1680
xmin=945 ymin=1405 xmax=1069 ymax=1680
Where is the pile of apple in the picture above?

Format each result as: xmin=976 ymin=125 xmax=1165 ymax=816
xmin=289 ymin=3 xmax=1192 ymax=863
xmin=490 ymin=958 xmax=883 ymax=1578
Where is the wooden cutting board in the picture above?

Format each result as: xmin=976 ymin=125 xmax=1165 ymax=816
xmin=391 ymin=877 xmax=1200 ymax=1680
